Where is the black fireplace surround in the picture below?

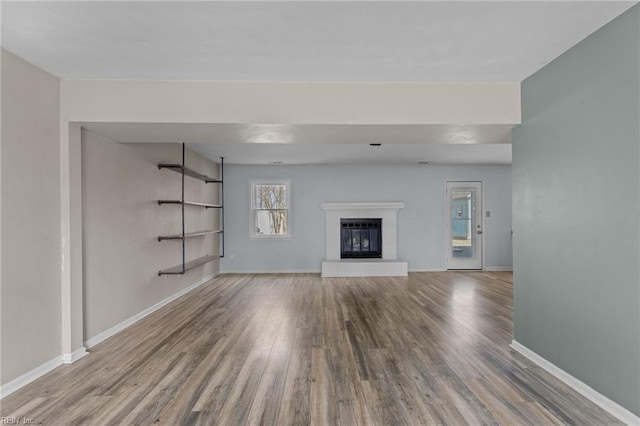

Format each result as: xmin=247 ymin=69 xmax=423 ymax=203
xmin=340 ymin=218 xmax=382 ymax=259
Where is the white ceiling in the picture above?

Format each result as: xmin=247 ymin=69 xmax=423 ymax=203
xmin=81 ymin=122 xmax=512 ymax=164
xmin=4 ymin=1 xmax=634 ymax=165
xmin=1 ymin=1 xmax=634 ymax=82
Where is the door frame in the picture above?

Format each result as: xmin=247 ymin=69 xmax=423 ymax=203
xmin=444 ymin=181 xmax=484 ymax=270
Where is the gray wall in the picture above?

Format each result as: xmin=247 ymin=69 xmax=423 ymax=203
xmin=513 ymin=6 xmax=640 ymax=415
xmin=221 ymin=164 xmax=512 ymax=272
xmin=1 ymin=50 xmax=62 ymax=385
xmin=82 ymin=134 xmax=220 ymax=341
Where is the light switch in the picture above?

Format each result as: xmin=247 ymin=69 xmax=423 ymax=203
xmin=486 ymin=211 xmax=491 ymax=217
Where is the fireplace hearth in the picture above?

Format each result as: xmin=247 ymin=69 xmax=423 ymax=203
xmin=341 ymin=218 xmax=382 ymax=258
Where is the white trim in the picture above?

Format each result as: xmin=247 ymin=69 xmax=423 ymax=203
xmin=445 ymin=181 xmax=483 ymax=270
xmin=85 ymin=272 xmax=218 ymax=348
xmin=484 ymin=266 xmax=513 ymax=272
xmin=250 ymin=179 xmax=292 ymax=239
xmin=510 ymin=340 xmax=640 ymax=425
xmin=62 ymin=347 xmax=88 ymax=364
xmin=320 ymin=202 xmax=405 ymax=210
xmin=222 ymin=269 xmax=453 ymax=274
xmin=221 ymin=269 xmax=321 ymax=274
xmin=0 ymin=273 xmax=218 ymax=400
xmin=321 ymin=202 xmax=404 ymax=264
xmin=0 ymin=356 xmax=63 ymax=399
xmin=481 ymin=183 xmax=486 ymax=271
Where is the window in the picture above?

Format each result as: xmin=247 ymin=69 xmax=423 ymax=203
xmin=251 ymin=180 xmax=291 ymax=238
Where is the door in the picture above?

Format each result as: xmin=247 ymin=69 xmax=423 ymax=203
xmin=446 ymin=181 xmax=482 ymax=270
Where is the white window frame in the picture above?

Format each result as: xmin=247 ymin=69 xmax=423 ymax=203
xmin=250 ymin=179 xmax=292 ymax=239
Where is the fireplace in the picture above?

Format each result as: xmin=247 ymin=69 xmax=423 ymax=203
xmin=341 ymin=218 xmax=382 ymax=259
xmin=320 ymin=202 xmax=407 ymax=277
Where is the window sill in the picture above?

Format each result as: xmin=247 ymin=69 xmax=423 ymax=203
xmin=250 ymin=234 xmax=293 ymax=240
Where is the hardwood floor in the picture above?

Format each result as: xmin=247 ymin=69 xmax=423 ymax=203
xmin=1 ymin=272 xmax=621 ymax=425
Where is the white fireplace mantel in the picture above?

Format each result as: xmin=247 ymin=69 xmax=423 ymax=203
xmin=321 ymin=202 xmax=408 ymax=277
xmin=320 ymin=202 xmax=406 ymax=211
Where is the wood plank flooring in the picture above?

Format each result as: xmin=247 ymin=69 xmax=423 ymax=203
xmin=1 ymin=272 xmax=621 ymax=425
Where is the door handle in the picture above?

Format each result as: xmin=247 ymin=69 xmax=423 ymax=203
xmin=477 ymin=231 xmax=482 ymax=234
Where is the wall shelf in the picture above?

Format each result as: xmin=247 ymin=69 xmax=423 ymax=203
xmin=158 ymin=230 xmax=223 ymax=241
xmin=157 ymin=200 xmax=222 ymax=209
xmin=157 ymin=143 xmax=224 ymax=276
xmin=158 ymin=255 xmax=220 ymax=276
xmin=157 ymin=164 xmax=222 ymax=183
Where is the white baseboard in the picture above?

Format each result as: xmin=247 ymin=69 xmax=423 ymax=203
xmin=221 ymin=269 xmax=321 ymax=274
xmin=220 ymin=268 xmax=511 ymax=274
xmin=1 ymin=273 xmax=218 ymax=401
xmin=0 ymin=355 xmax=63 ymax=399
xmin=62 ymin=347 xmax=88 ymax=364
xmin=510 ymin=340 xmax=640 ymax=425
xmin=85 ymin=272 xmax=218 ymax=349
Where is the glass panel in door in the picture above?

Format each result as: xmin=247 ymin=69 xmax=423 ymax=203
xmin=446 ymin=181 xmax=482 ymax=270
xmin=451 ymin=190 xmax=474 ymax=258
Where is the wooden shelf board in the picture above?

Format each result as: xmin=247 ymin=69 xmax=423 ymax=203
xmin=158 ymin=230 xmax=223 ymax=241
xmin=158 ymin=164 xmax=222 ymax=183
xmin=158 ymin=200 xmax=223 ymax=208
xmin=158 ymin=254 xmax=219 ymax=276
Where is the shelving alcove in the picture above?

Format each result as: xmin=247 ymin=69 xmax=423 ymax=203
xmin=157 ymin=143 xmax=224 ymax=276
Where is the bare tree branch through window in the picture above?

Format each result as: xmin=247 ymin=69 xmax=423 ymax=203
xmin=252 ymin=181 xmax=290 ymax=237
